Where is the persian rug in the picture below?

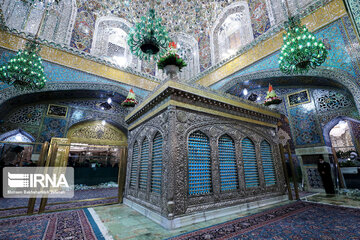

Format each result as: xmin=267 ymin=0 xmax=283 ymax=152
xmin=0 ymin=208 xmax=105 ymax=240
xmin=0 ymin=188 xmax=118 ymax=218
xmin=169 ymin=201 xmax=360 ymax=240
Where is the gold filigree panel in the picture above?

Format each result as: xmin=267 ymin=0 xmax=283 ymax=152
xmin=197 ymin=0 xmax=347 ymax=87
xmin=67 ymin=121 xmax=127 ymax=146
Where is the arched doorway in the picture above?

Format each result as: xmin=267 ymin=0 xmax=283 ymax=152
xmin=323 ymin=116 xmax=360 ymax=190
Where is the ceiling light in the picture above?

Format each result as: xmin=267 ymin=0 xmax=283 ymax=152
xmin=127 ymin=6 xmax=170 ymax=61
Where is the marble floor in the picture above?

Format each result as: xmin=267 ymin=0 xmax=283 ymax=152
xmin=92 ymin=191 xmax=360 ymax=240
xmin=304 ymin=193 xmax=360 ymax=208
xmin=92 ymin=200 xmax=292 ymax=240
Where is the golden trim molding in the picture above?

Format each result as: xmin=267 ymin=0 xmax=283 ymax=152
xmin=67 ymin=120 xmax=127 ymax=146
xmin=0 ymin=30 xmax=158 ymax=91
xmin=126 ymin=80 xmax=280 ymax=123
xmin=128 ymin=99 xmax=277 ymax=130
xmin=196 ymin=0 xmax=347 ymax=87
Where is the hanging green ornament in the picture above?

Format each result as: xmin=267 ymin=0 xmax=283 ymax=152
xmin=121 ymin=88 xmax=138 ymax=107
xmin=279 ymin=17 xmax=328 ymax=74
xmin=0 ymin=41 xmax=46 ymax=90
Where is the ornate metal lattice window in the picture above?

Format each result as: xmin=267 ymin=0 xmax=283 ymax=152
xmin=188 ymin=131 xmax=212 ymax=195
xmin=260 ymin=140 xmax=276 ymax=186
xmin=218 ymin=135 xmax=239 ymax=191
xmin=151 ymin=132 xmax=163 ymax=194
xmin=139 ymin=138 xmax=149 ymax=191
xmin=129 ymin=142 xmax=139 ymax=188
xmin=242 ymin=137 xmax=259 ymax=188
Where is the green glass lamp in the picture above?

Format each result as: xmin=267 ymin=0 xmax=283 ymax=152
xmin=127 ymin=8 xmax=170 ymax=61
xmin=0 ymin=0 xmax=61 ymax=90
xmin=279 ymin=16 xmax=328 ymax=74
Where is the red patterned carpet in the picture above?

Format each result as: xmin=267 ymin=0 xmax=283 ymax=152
xmin=168 ymin=201 xmax=360 ymax=240
xmin=0 ymin=209 xmax=104 ymax=240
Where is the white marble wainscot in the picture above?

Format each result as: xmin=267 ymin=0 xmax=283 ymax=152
xmin=124 ymin=194 xmax=288 ymax=230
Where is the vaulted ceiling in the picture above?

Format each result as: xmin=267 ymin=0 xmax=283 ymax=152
xmin=0 ymin=0 xmax=320 ymax=80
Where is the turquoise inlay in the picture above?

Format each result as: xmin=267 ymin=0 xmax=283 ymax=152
xmin=129 ymin=142 xmax=139 ymax=188
xmin=188 ymin=131 xmax=212 ymax=195
xmin=151 ymin=132 xmax=163 ymax=194
xmin=242 ymin=137 xmax=259 ymax=188
xmin=139 ymin=138 xmax=149 ymax=191
xmin=218 ymin=135 xmax=239 ymax=192
xmin=260 ymin=141 xmax=276 ymax=186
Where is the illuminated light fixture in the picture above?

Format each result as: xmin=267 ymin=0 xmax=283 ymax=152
xmin=243 ymin=88 xmax=248 ymax=96
xmin=0 ymin=41 xmax=46 ymax=90
xmin=101 ymin=120 xmax=106 ymax=126
xmin=0 ymin=0 xmax=61 ymax=90
xmin=127 ymin=1 xmax=170 ymax=61
xmin=107 ymin=97 xmax=112 ymax=104
xmin=279 ymin=0 xmax=328 ymax=74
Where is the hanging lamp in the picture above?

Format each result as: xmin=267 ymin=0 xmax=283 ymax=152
xmin=278 ymin=0 xmax=328 ymax=74
xmin=0 ymin=0 xmax=60 ymax=90
xmin=121 ymin=89 xmax=138 ymax=107
xmin=127 ymin=0 xmax=170 ymax=61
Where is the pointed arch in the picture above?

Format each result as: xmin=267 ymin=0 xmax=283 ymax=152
xmin=151 ymin=132 xmax=163 ymax=194
xmin=0 ymin=129 xmax=35 ymax=142
xmin=218 ymin=134 xmax=238 ymax=191
xmin=210 ymin=2 xmax=253 ymax=65
xmin=241 ymin=137 xmax=259 ymax=188
xmin=260 ymin=140 xmax=276 ymax=186
xmin=165 ymin=32 xmax=200 ymax=80
xmin=188 ymin=130 xmax=212 ymax=195
xmin=1 ymin=0 xmax=77 ymax=44
xmin=139 ymin=137 xmax=150 ymax=191
xmin=129 ymin=141 xmax=139 ymax=188
xmin=91 ymin=16 xmax=138 ymax=69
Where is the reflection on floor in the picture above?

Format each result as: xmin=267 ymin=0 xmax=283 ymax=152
xmin=93 ymin=201 xmax=291 ymax=240
xmin=92 ymin=192 xmax=360 ymax=240
xmin=304 ymin=193 xmax=360 ymax=208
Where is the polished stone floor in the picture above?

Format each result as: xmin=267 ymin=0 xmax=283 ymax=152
xmin=93 ymin=201 xmax=292 ymax=240
xmin=92 ymin=192 xmax=360 ymax=240
xmin=304 ymin=193 xmax=360 ymax=208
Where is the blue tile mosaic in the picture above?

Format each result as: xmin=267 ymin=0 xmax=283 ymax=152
xmin=211 ymin=17 xmax=360 ymax=90
xmin=0 ymin=48 xmax=150 ymax=97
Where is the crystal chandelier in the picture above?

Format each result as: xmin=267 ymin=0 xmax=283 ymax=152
xmin=0 ymin=0 xmax=60 ymax=90
xmin=127 ymin=3 xmax=170 ymax=61
xmin=279 ymin=0 xmax=328 ymax=74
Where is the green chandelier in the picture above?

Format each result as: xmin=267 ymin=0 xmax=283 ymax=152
xmin=127 ymin=8 xmax=170 ymax=61
xmin=0 ymin=41 xmax=46 ymax=90
xmin=279 ymin=17 xmax=328 ymax=74
xmin=0 ymin=0 xmax=61 ymax=90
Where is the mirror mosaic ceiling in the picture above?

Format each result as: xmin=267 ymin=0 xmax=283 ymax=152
xmin=0 ymin=0 xmax=322 ymax=81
